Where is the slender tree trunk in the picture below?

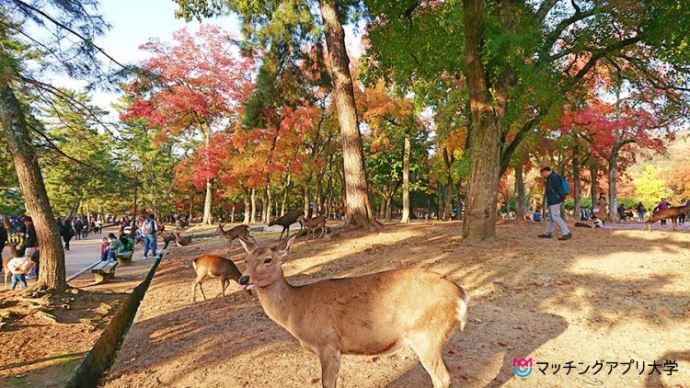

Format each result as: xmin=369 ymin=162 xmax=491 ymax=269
xmin=515 ymin=165 xmax=527 ymax=220
xmin=0 ymin=84 xmax=66 ymax=290
xmin=281 ymin=174 xmax=290 ymax=216
xmin=303 ymin=185 xmax=310 ymax=218
xmin=320 ymin=0 xmax=378 ymax=228
xmin=572 ymin=144 xmax=581 ymax=220
xmin=230 ymin=204 xmax=235 ymax=224
xmin=589 ymin=159 xmax=597 ymax=210
xmin=443 ymin=184 xmax=453 ymax=221
xmin=608 ymin=142 xmax=621 ymax=222
xmin=201 ymin=128 xmax=213 ymax=224
xmin=189 ymin=195 xmax=194 ymax=221
xmin=266 ymin=187 xmax=273 ymax=222
xmin=243 ymin=191 xmax=251 ymax=224
xmin=378 ymin=196 xmax=385 ymax=219
xmin=401 ymin=135 xmax=411 ymax=223
xmin=461 ymin=0 xmax=501 ymax=240
xmin=250 ymin=187 xmax=257 ymax=224
xmin=385 ymin=195 xmax=392 ymax=222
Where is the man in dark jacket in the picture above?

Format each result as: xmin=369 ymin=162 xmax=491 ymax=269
xmin=538 ymin=167 xmax=573 ymax=240
xmin=20 ymin=216 xmax=39 ymax=278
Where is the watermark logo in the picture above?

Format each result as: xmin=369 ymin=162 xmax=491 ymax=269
xmin=512 ymin=357 xmax=533 ymax=378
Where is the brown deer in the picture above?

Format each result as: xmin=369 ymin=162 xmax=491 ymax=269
xmin=645 ymin=205 xmax=690 ymax=231
xmin=268 ymin=209 xmax=303 ymax=240
xmin=191 ymin=254 xmax=246 ymax=302
xmin=174 ymin=231 xmax=192 ymax=247
xmin=217 ymin=224 xmax=255 ymax=246
xmin=238 ymin=236 xmax=469 ymax=388
xmin=298 ymin=214 xmax=327 ymax=240
xmin=162 ymin=232 xmax=177 ymax=249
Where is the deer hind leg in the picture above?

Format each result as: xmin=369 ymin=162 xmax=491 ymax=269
xmin=407 ymin=332 xmax=452 ymax=388
xmin=318 ymin=225 xmax=326 ymax=239
xmin=191 ymin=274 xmax=206 ymax=303
xmin=219 ymin=277 xmax=229 ymax=298
xmin=317 ymin=347 xmax=341 ymax=388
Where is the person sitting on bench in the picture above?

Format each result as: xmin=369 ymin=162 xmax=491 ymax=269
xmin=107 ymin=233 xmax=126 ymax=261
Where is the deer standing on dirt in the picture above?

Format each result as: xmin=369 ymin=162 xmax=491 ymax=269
xmin=238 ymin=236 xmax=469 ymax=388
xmin=298 ymin=214 xmax=327 ymax=240
xmin=268 ymin=209 xmax=303 ymax=240
xmin=645 ymin=205 xmax=690 ymax=231
xmin=217 ymin=224 xmax=255 ymax=246
xmin=191 ymin=254 xmax=246 ymax=302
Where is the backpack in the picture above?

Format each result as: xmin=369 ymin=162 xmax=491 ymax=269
xmin=558 ymin=174 xmax=571 ymax=195
xmin=143 ymin=219 xmax=156 ymax=234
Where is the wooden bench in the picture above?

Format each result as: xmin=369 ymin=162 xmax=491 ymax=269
xmin=91 ymin=261 xmax=118 ymax=283
xmin=115 ymin=251 xmax=133 ymax=265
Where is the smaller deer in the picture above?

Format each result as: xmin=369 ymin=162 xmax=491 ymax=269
xmin=645 ymin=205 xmax=690 ymax=231
xmin=162 ymin=233 xmax=177 ymax=249
xmin=298 ymin=215 xmax=327 ymax=240
xmin=191 ymin=254 xmax=246 ymax=302
xmin=217 ymin=224 xmax=256 ymax=246
xmin=174 ymin=231 xmax=192 ymax=247
xmin=268 ymin=209 xmax=303 ymax=240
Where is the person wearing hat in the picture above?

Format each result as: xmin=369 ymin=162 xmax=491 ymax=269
xmin=19 ymin=216 xmax=38 ymax=279
xmin=538 ymin=167 xmax=573 ymax=241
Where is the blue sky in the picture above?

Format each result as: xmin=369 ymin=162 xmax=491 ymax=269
xmin=67 ymin=0 xmax=361 ymax=112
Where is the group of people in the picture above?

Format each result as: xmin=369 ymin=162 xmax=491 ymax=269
xmin=0 ymin=216 xmax=40 ymax=290
xmin=116 ymin=214 xmax=162 ymax=260
xmin=56 ymin=216 xmax=103 ymax=251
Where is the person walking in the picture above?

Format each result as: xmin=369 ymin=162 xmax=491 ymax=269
xmin=19 ymin=216 xmax=38 ymax=279
xmin=538 ymin=167 xmax=573 ymax=240
xmin=636 ymin=202 xmax=646 ymax=222
xmin=0 ymin=220 xmax=7 ymax=262
xmin=141 ymin=213 xmax=158 ymax=259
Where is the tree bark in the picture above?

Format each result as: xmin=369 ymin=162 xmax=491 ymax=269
xmin=243 ymin=191 xmax=251 ymax=224
xmin=515 ymin=165 xmax=527 ymax=220
xmin=401 ymin=135 xmax=411 ymax=223
xmin=320 ymin=0 xmax=379 ymax=228
xmin=384 ymin=195 xmax=392 ymax=223
xmin=0 ymin=84 xmax=66 ymax=291
xmin=589 ymin=159 xmax=598 ymax=208
xmin=303 ymin=185 xmax=310 ymax=218
xmin=201 ymin=129 xmax=213 ymax=224
xmin=461 ymin=0 xmax=501 ymax=240
xmin=572 ymin=143 xmax=581 ymax=220
xmin=230 ymin=204 xmax=235 ymax=224
xmin=250 ymin=187 xmax=257 ymax=223
xmin=608 ymin=140 xmax=621 ymax=222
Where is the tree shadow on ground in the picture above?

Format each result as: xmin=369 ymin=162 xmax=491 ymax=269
xmin=103 ymin=222 xmax=690 ymax=387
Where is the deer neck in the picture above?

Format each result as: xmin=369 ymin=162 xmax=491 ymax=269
xmin=255 ymin=273 xmax=296 ymax=329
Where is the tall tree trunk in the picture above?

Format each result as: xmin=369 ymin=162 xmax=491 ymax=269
xmin=608 ymin=141 xmax=621 ymax=222
xmin=461 ymin=0 xmax=501 ymax=240
xmin=281 ymin=173 xmax=290 ymax=216
xmin=443 ymin=184 xmax=453 ymax=221
xmin=260 ymin=190 xmax=267 ymax=224
xmin=320 ymin=0 xmax=378 ymax=228
xmin=0 ymin=84 xmax=66 ymax=290
xmin=266 ymin=187 xmax=273 ymax=222
xmin=572 ymin=143 xmax=581 ymax=220
xmin=243 ymin=191 xmax=251 ymax=224
xmin=401 ymin=135 xmax=411 ymax=223
xmin=589 ymin=159 xmax=598 ymax=209
xmin=250 ymin=187 xmax=257 ymax=224
xmin=201 ymin=128 xmax=213 ymax=224
xmin=303 ymin=185 xmax=310 ymax=218
xmin=384 ymin=195 xmax=392 ymax=222
xmin=188 ymin=195 xmax=194 ymax=221
xmin=515 ymin=165 xmax=527 ymax=220
xmin=378 ymin=196 xmax=385 ymax=219
xmin=230 ymin=204 xmax=235 ymax=224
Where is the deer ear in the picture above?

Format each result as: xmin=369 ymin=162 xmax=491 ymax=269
xmin=276 ymin=234 xmax=297 ymax=258
xmin=239 ymin=237 xmax=255 ymax=254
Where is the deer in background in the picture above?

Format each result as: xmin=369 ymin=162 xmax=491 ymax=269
xmin=268 ymin=209 xmax=303 ymax=240
xmin=191 ymin=254 xmax=247 ymax=302
xmin=174 ymin=231 xmax=192 ymax=247
xmin=298 ymin=214 xmax=327 ymax=240
xmin=217 ymin=224 xmax=255 ymax=246
xmin=238 ymin=235 xmax=469 ymax=388
xmin=645 ymin=205 xmax=690 ymax=231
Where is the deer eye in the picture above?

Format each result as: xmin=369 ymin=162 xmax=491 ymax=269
xmin=263 ymin=258 xmax=272 ymax=264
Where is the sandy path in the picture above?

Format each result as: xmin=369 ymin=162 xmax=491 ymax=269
xmin=102 ymin=222 xmax=690 ymax=387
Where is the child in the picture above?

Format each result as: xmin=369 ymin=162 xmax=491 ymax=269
xmin=8 ymin=248 xmax=32 ymax=290
xmin=591 ymin=215 xmax=604 ymax=228
xmin=100 ymin=237 xmax=109 ymax=261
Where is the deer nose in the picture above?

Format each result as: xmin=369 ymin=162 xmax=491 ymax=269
xmin=239 ymin=276 xmax=250 ymax=285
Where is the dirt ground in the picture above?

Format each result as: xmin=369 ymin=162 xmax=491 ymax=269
xmin=0 ymin=256 xmax=156 ymax=387
xmin=102 ymin=221 xmax=690 ymax=388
